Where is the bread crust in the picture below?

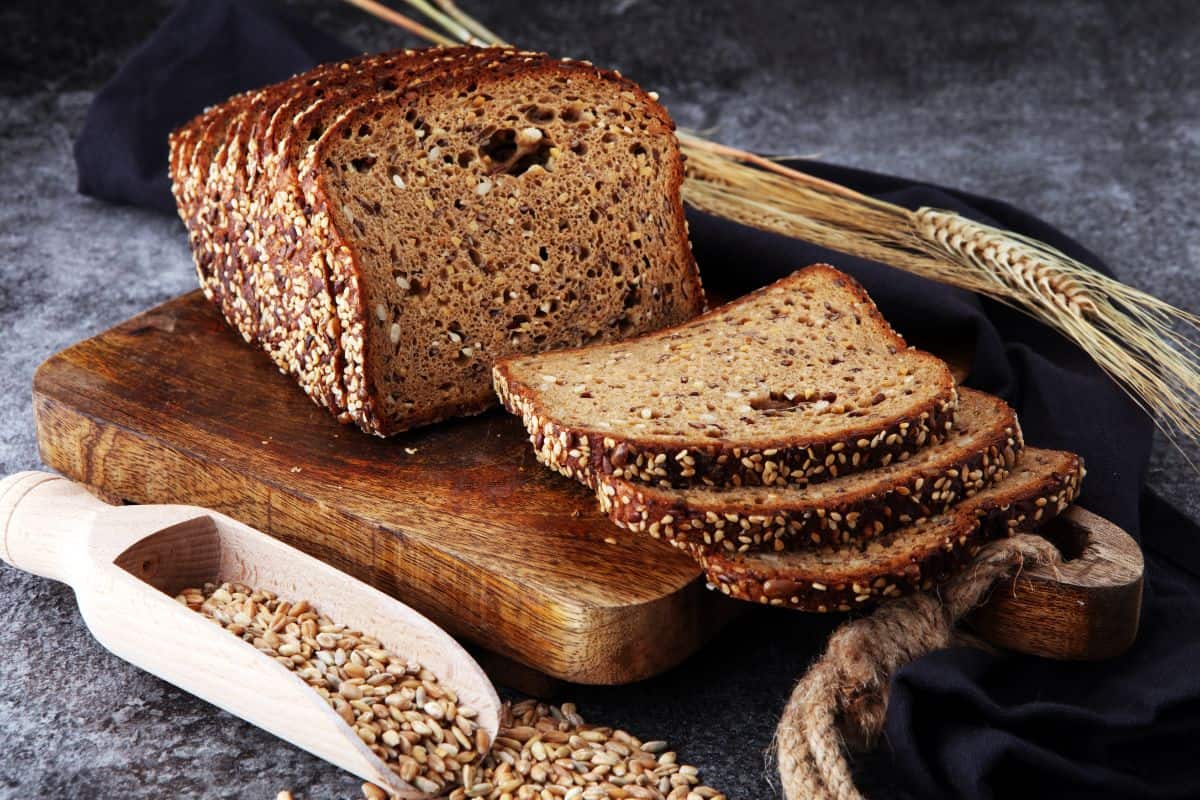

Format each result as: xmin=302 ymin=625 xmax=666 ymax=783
xmin=171 ymin=48 xmax=704 ymax=435
xmin=171 ymin=90 xmax=259 ymax=336
xmin=696 ymin=448 xmax=1084 ymax=612
xmin=302 ymin=54 xmax=704 ymax=435
xmin=596 ymin=388 xmax=1022 ymax=551
xmin=246 ymin=49 xmax=482 ymax=416
xmin=494 ymin=265 xmax=958 ymax=490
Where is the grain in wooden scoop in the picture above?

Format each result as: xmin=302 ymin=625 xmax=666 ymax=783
xmin=178 ymin=582 xmax=486 ymax=795
xmin=181 ymin=584 xmax=726 ymax=799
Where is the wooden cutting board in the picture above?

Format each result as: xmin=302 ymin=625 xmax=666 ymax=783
xmin=33 ymin=291 xmax=1143 ymax=685
xmin=34 ymin=291 xmax=732 ymax=685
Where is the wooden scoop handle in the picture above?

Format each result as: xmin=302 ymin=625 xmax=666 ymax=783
xmin=0 ymin=471 xmax=109 ymax=583
xmin=968 ymin=506 xmax=1145 ymax=660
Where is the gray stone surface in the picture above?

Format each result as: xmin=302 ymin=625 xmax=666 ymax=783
xmin=1 ymin=1 xmax=1197 ymax=798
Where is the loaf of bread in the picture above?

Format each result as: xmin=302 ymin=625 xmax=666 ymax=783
xmin=494 ymin=265 xmax=958 ymax=490
xmin=697 ymin=448 xmax=1084 ymax=611
xmin=169 ymin=47 xmax=705 ymax=435
xmin=595 ymin=388 xmax=1022 ymax=551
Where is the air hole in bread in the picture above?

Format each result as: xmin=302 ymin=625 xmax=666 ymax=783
xmin=525 ymin=105 xmax=556 ymax=122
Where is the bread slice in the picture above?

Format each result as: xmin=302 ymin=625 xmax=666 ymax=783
xmin=176 ymin=49 xmax=448 ymax=415
xmin=697 ymin=447 xmax=1084 ymax=612
xmin=173 ymin=48 xmax=554 ymax=420
xmin=596 ymin=388 xmax=1021 ymax=552
xmin=495 ymin=265 xmax=958 ymax=490
xmin=169 ymin=48 xmax=704 ymax=436
xmin=227 ymin=48 xmax=509 ymax=415
xmin=250 ymin=48 xmax=548 ymax=419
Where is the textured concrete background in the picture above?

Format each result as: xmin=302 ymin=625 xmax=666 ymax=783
xmin=1 ymin=1 xmax=1197 ymax=797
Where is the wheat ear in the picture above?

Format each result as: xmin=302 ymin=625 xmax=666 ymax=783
xmin=344 ymin=0 xmax=1200 ymax=448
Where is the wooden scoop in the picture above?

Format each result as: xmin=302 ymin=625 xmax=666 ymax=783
xmin=0 ymin=471 xmax=501 ymax=798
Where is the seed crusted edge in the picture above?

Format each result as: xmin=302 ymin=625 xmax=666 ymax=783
xmin=695 ymin=450 xmax=1084 ymax=612
xmin=492 ymin=265 xmax=959 ymax=489
xmin=596 ymin=394 xmax=1024 ymax=551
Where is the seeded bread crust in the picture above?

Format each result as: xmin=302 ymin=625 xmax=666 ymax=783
xmin=301 ymin=54 xmax=703 ymax=435
xmin=245 ymin=49 xmax=504 ymax=415
xmin=171 ymin=52 xmax=422 ymax=415
xmin=282 ymin=49 xmax=551 ymax=427
xmin=170 ymin=48 xmax=573 ymax=426
xmin=697 ymin=448 xmax=1084 ymax=612
xmin=596 ymin=388 xmax=1022 ymax=552
xmin=494 ymin=266 xmax=957 ymax=490
xmin=171 ymin=91 xmax=261 ymax=336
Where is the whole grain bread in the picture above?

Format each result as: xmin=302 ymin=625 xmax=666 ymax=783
xmin=596 ymin=388 xmax=1022 ymax=551
xmin=174 ymin=48 xmax=498 ymax=415
xmin=264 ymin=48 xmax=554 ymax=421
xmin=697 ymin=447 xmax=1084 ymax=611
xmin=494 ymin=265 xmax=958 ymax=490
xmin=244 ymin=48 xmax=531 ymax=416
xmin=168 ymin=47 xmax=705 ymax=435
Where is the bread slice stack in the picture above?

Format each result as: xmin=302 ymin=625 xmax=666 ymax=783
xmin=495 ymin=264 xmax=1085 ymax=610
xmin=169 ymin=46 xmax=704 ymax=436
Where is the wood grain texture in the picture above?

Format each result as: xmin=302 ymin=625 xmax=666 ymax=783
xmin=33 ymin=291 xmax=736 ymax=685
xmin=966 ymin=506 xmax=1144 ymax=660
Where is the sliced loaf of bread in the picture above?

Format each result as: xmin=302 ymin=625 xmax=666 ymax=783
xmin=596 ymin=388 xmax=1022 ymax=551
xmin=168 ymin=47 xmax=705 ymax=435
xmin=494 ymin=265 xmax=958 ymax=490
xmin=243 ymin=48 xmax=539 ymax=416
xmin=697 ymin=447 xmax=1084 ymax=611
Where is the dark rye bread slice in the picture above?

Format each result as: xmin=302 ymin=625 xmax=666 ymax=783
xmin=168 ymin=48 xmax=564 ymax=421
xmin=697 ymin=447 xmax=1084 ymax=612
xmin=233 ymin=49 xmax=447 ymax=414
xmin=249 ymin=48 xmax=544 ymax=418
xmin=495 ymin=265 xmax=957 ymax=490
xmin=180 ymin=50 xmax=497 ymax=416
xmin=299 ymin=55 xmax=704 ymax=434
xmin=596 ymin=388 xmax=1022 ymax=552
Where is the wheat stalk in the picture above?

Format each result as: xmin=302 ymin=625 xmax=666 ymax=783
xmin=340 ymin=0 xmax=1200 ymax=447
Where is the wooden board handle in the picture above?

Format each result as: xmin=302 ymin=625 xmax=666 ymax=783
xmin=969 ymin=506 xmax=1145 ymax=660
xmin=0 ymin=471 xmax=107 ymax=583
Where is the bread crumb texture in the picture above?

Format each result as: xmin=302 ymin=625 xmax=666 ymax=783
xmin=168 ymin=47 xmax=704 ymax=436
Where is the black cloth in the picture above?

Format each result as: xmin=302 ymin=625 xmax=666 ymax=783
xmin=74 ymin=0 xmax=350 ymax=213
xmin=74 ymin=1 xmax=1200 ymax=797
